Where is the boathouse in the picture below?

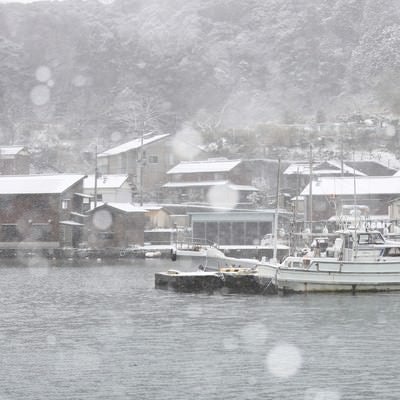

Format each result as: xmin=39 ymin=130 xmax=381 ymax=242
xmin=189 ymin=209 xmax=291 ymax=246
xmin=0 ymin=146 xmax=30 ymax=175
xmin=0 ymin=174 xmax=86 ymax=253
xmin=85 ymin=203 xmax=146 ymax=249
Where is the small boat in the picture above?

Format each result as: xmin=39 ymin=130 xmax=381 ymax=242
xmin=170 ymin=242 xmax=236 ymax=272
xmin=257 ymin=229 xmax=400 ymax=293
xmin=145 ymin=251 xmax=162 ymax=258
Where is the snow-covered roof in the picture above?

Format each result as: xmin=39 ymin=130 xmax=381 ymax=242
xmin=0 ymin=174 xmax=85 ymax=194
xmin=163 ymin=180 xmax=258 ymax=191
xmin=84 ymin=174 xmax=129 ymax=189
xmin=228 ymin=184 xmax=259 ymax=192
xmin=167 ymin=158 xmax=241 ymax=174
xmin=163 ymin=180 xmax=229 ymax=188
xmin=328 ymin=214 xmax=389 ymax=222
xmin=60 ymin=220 xmax=85 ymax=227
xmin=0 ymin=146 xmax=27 ymax=158
xmin=98 ymin=134 xmax=170 ymax=157
xmin=92 ymin=202 xmax=145 ymax=213
xmin=142 ymin=204 xmax=165 ymax=211
xmin=301 ymin=176 xmax=400 ymax=196
xmin=284 ymin=161 xmax=365 ymax=176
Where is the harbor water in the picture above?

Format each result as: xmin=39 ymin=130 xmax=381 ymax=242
xmin=1 ymin=257 xmax=400 ymax=399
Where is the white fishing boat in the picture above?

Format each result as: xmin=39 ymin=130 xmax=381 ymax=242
xmin=171 ymin=241 xmax=234 ymax=269
xmin=257 ymin=229 xmax=400 ymax=293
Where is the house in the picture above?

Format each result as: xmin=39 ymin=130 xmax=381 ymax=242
xmin=85 ymin=202 xmax=146 ymax=248
xmin=301 ymin=175 xmax=400 ymax=229
xmin=284 ymin=160 xmax=397 ymax=196
xmin=0 ymin=146 xmax=30 ymax=174
xmin=283 ymin=160 xmax=366 ymax=193
xmin=346 ymin=161 xmax=397 ymax=176
xmin=83 ymin=174 xmax=133 ymax=204
xmin=97 ymin=133 xmax=174 ymax=200
xmin=144 ymin=205 xmax=174 ymax=229
xmin=162 ymin=158 xmax=258 ymax=206
xmin=0 ymin=174 xmax=86 ymax=252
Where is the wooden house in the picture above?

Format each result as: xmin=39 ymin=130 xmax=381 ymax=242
xmin=162 ymin=158 xmax=258 ymax=206
xmin=97 ymin=133 xmax=174 ymax=199
xmin=0 ymin=146 xmax=30 ymax=174
xmin=85 ymin=203 xmax=146 ymax=248
xmin=0 ymin=174 xmax=86 ymax=251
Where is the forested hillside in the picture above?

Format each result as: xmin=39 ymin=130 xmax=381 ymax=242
xmin=0 ymin=0 xmax=400 ymax=171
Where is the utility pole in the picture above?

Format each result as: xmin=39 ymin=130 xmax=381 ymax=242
xmin=139 ymin=121 xmax=145 ymax=207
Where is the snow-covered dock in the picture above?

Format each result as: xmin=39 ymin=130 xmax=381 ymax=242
xmin=154 ymin=267 xmax=276 ymax=295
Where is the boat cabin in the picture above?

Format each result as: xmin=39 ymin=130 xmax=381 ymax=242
xmin=380 ymin=246 xmax=400 ymax=257
xmin=338 ymin=230 xmax=387 ymax=261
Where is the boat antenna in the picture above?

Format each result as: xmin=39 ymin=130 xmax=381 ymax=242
xmin=290 ymin=167 xmax=300 ymax=256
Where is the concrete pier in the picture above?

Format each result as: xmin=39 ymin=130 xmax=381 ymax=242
xmin=155 ymin=268 xmax=276 ymax=295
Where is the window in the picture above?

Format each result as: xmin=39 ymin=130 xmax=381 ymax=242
xmin=1 ymin=224 xmax=18 ymax=241
xmin=98 ymin=232 xmax=114 ymax=239
xmin=148 ymin=155 xmax=158 ymax=164
xmin=31 ymin=224 xmax=51 ymax=241
xmin=61 ymin=199 xmax=70 ymax=210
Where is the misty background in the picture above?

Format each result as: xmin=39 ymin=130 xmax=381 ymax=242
xmin=1 ymin=0 xmax=400 ymax=172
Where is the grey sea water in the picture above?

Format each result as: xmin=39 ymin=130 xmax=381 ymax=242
xmin=0 ymin=257 xmax=399 ymax=399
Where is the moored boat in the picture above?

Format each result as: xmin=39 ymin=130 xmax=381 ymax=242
xmin=257 ymin=229 xmax=400 ymax=293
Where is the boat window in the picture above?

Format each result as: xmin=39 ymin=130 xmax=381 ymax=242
xmin=385 ymin=247 xmax=400 ymax=256
xmin=369 ymin=232 xmax=385 ymax=244
xmin=358 ymin=232 xmax=385 ymax=245
xmin=358 ymin=234 xmax=369 ymax=244
xmin=292 ymin=262 xmax=302 ymax=268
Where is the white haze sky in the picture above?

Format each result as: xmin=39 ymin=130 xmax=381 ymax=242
xmin=0 ymin=0 xmax=61 ymax=3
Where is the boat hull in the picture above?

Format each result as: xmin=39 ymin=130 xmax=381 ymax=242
xmin=278 ymin=269 xmax=400 ymax=293
xmin=257 ymin=258 xmax=400 ymax=293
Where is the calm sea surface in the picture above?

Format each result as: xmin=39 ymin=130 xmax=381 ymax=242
xmin=0 ymin=256 xmax=399 ymax=399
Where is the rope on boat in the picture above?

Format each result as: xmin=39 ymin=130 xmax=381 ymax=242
xmin=261 ymin=279 xmax=276 ymax=294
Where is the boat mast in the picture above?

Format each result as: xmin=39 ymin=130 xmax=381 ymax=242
xmin=272 ymin=158 xmax=281 ymax=263
xmin=309 ymin=144 xmax=313 ymax=240
xmin=352 ymin=154 xmax=358 ymax=260
xmin=290 ymin=167 xmax=300 ymax=256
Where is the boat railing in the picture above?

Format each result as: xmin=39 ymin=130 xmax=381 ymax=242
xmin=175 ymin=237 xmax=220 ymax=251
